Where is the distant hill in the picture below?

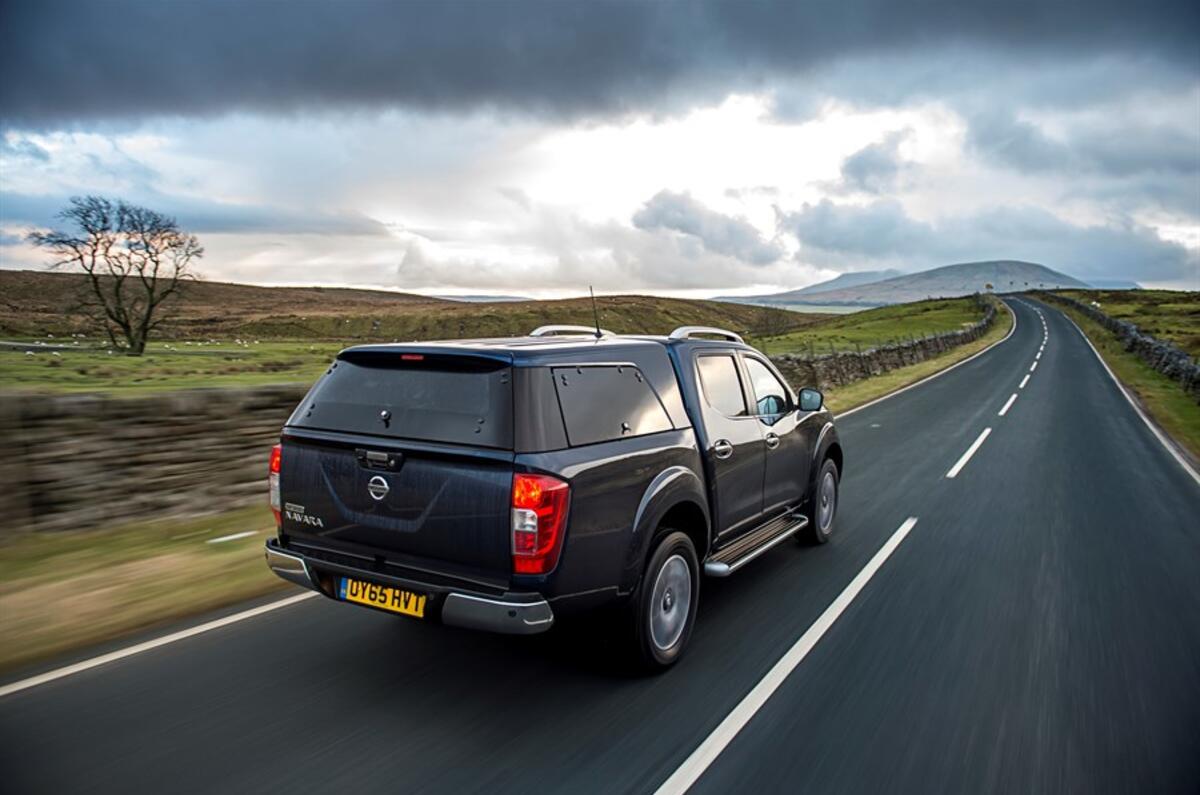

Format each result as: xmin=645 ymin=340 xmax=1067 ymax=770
xmin=1086 ymin=279 xmax=1142 ymax=290
xmin=0 ymin=270 xmax=820 ymax=341
xmin=718 ymin=269 xmax=903 ymax=304
xmin=730 ymin=260 xmax=1089 ymax=307
xmin=432 ymin=294 xmax=532 ymax=302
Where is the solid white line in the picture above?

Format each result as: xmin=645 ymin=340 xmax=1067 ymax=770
xmin=836 ymin=300 xmax=1017 ymax=420
xmin=1019 ymin=374 xmax=1030 ymax=389
xmin=1030 ymin=361 xmax=1038 ymax=372
xmin=0 ymin=592 xmax=318 ymax=699
xmin=206 ymin=530 xmax=258 ymax=544
xmin=654 ymin=517 xmax=920 ymax=795
xmin=998 ymin=393 xmax=1018 ymax=416
xmin=946 ymin=428 xmax=992 ymax=479
xmin=1062 ymin=313 xmax=1200 ymax=487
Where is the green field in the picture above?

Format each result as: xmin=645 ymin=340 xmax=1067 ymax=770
xmin=2 ymin=286 xmax=990 ymax=393
xmin=1055 ymin=289 xmax=1200 ymax=357
xmin=754 ymin=297 xmax=987 ymax=356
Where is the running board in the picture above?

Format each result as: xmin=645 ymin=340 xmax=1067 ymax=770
xmin=703 ymin=514 xmax=809 ymax=577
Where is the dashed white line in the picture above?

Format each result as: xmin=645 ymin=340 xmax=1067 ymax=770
xmin=946 ymin=428 xmax=992 ymax=479
xmin=0 ymin=592 xmax=319 ymax=699
xmin=1019 ymin=374 xmax=1031 ymax=389
xmin=1035 ymin=351 xmax=1041 ymax=361
xmin=654 ymin=517 xmax=921 ymax=795
xmin=1030 ymin=360 xmax=1038 ymax=372
xmin=998 ymin=393 xmax=1019 ymax=416
xmin=207 ymin=530 xmax=259 ymax=544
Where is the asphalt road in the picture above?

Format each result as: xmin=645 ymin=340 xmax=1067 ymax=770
xmin=3 ymin=297 xmax=1198 ymax=794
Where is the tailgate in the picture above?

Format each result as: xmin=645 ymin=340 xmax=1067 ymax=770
xmin=279 ymin=431 xmax=514 ymax=578
xmin=278 ymin=349 xmax=516 ymax=580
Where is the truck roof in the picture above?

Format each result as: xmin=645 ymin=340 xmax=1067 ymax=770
xmin=341 ymin=331 xmax=752 ymax=366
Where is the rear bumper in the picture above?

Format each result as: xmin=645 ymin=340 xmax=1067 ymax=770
xmin=264 ymin=539 xmax=554 ymax=635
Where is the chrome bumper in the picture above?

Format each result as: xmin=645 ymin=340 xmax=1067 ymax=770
xmin=264 ymin=541 xmax=554 ymax=635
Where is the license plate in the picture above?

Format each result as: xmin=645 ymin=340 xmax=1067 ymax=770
xmin=338 ymin=577 xmax=426 ymax=618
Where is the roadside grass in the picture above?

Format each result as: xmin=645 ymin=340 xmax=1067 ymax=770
xmin=0 ymin=506 xmax=285 ymax=672
xmin=1055 ymin=289 xmax=1199 ymax=357
xmin=823 ymin=299 xmax=1013 ymax=414
xmin=758 ymin=297 xmax=985 ymax=356
xmin=1055 ymin=304 xmax=1200 ymax=461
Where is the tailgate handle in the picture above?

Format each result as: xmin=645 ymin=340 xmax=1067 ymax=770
xmin=355 ymin=449 xmax=403 ymax=471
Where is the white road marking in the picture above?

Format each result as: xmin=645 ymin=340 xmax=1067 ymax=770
xmin=1035 ymin=351 xmax=1041 ymax=361
xmin=837 ymin=300 xmax=1017 ymax=419
xmin=206 ymin=530 xmax=259 ymax=544
xmin=1019 ymin=374 xmax=1031 ymax=389
xmin=1030 ymin=361 xmax=1038 ymax=372
xmin=946 ymin=428 xmax=992 ymax=479
xmin=654 ymin=517 xmax=920 ymax=795
xmin=998 ymin=393 xmax=1018 ymax=416
xmin=1063 ymin=314 xmax=1200 ymax=487
xmin=0 ymin=592 xmax=319 ymax=699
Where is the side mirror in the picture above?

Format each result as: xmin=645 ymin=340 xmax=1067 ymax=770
xmin=798 ymin=388 xmax=823 ymax=412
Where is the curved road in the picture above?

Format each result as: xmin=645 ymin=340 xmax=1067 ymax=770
xmin=3 ymin=298 xmax=1199 ymax=794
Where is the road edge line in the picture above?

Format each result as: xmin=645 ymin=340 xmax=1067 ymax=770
xmin=0 ymin=592 xmax=318 ymax=699
xmin=1057 ymin=309 xmax=1200 ymax=487
xmin=836 ymin=300 xmax=1017 ymax=420
xmin=653 ymin=517 xmax=920 ymax=795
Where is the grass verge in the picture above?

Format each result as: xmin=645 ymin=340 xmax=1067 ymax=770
xmin=823 ymin=299 xmax=1013 ymax=414
xmin=1055 ymin=304 xmax=1200 ymax=461
xmin=0 ymin=506 xmax=286 ymax=673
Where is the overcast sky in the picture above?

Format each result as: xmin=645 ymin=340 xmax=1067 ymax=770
xmin=1 ymin=0 xmax=1197 ymax=295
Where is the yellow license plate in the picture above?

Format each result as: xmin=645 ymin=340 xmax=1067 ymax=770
xmin=338 ymin=577 xmax=426 ymax=618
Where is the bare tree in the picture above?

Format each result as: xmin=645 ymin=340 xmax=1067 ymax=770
xmin=29 ymin=197 xmax=203 ymax=355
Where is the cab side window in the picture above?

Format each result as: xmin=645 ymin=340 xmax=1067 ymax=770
xmin=744 ymin=357 xmax=790 ymax=417
xmin=696 ymin=354 xmax=748 ymax=417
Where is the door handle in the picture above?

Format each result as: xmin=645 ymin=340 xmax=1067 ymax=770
xmin=764 ymin=432 xmax=780 ymax=450
xmin=713 ymin=439 xmax=734 ymax=459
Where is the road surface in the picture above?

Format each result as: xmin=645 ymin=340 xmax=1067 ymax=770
xmin=3 ymin=297 xmax=1198 ymax=794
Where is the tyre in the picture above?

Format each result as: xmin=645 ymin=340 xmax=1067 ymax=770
xmin=802 ymin=458 xmax=839 ymax=544
xmin=629 ymin=530 xmax=699 ymax=671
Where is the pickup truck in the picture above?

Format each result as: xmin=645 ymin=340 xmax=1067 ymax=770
xmin=265 ymin=324 xmax=842 ymax=669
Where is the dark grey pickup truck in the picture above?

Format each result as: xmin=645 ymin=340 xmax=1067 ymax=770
xmin=266 ymin=324 xmax=842 ymax=669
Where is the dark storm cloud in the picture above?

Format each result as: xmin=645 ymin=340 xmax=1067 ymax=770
xmin=633 ymin=190 xmax=783 ymax=265
xmin=1 ymin=0 xmax=1196 ymax=125
xmin=968 ymin=109 xmax=1200 ymax=178
xmin=780 ymin=199 xmax=1197 ymax=283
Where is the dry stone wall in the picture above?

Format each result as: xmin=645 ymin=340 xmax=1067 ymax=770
xmin=1 ymin=298 xmax=998 ymax=534
xmin=1035 ymin=292 xmax=1200 ymax=402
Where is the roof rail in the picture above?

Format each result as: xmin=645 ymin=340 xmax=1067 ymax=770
xmin=668 ymin=326 xmax=745 ymax=344
xmin=529 ymin=324 xmax=614 ymax=338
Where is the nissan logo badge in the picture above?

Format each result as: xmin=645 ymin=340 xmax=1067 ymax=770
xmin=367 ymin=475 xmax=390 ymax=501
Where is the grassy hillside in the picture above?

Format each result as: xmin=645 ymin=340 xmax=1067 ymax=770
xmin=0 ymin=269 xmax=816 ymax=342
xmin=1055 ymin=289 xmax=1199 ymax=357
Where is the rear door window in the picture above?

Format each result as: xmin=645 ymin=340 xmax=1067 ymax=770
xmin=696 ymin=354 xmax=748 ymax=417
xmin=552 ymin=365 xmax=672 ymax=446
xmin=292 ymin=354 xmax=513 ymax=448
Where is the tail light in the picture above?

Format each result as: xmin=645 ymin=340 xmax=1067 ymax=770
xmin=268 ymin=443 xmax=282 ymax=527
xmin=511 ymin=473 xmax=569 ymax=575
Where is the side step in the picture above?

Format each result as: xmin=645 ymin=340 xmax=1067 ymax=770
xmin=703 ymin=513 xmax=809 ymax=577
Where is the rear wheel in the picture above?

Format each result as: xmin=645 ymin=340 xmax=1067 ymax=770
xmin=802 ymin=458 xmax=839 ymax=544
xmin=629 ymin=530 xmax=699 ymax=671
